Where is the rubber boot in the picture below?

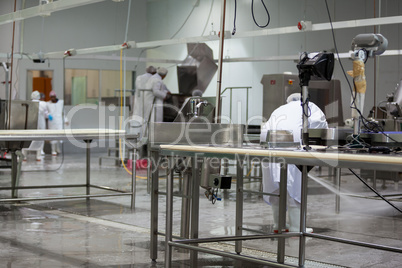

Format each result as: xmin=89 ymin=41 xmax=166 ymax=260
xmin=21 ymin=149 xmax=27 ymax=161
xmin=51 ymin=143 xmax=57 ymax=156
xmin=288 ymin=206 xmax=313 ymax=233
xmin=36 ymin=149 xmax=41 ymax=161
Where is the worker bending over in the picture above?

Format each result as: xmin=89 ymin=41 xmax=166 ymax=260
xmin=260 ymin=93 xmax=328 ymax=233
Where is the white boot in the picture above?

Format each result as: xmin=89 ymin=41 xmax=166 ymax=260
xmin=21 ymin=149 xmax=27 ymax=161
xmin=36 ymin=149 xmax=41 ymax=161
xmin=51 ymin=143 xmax=57 ymax=156
xmin=288 ymin=206 xmax=313 ymax=233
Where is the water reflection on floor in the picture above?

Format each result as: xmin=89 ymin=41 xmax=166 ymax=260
xmin=0 ymin=152 xmax=401 ymax=267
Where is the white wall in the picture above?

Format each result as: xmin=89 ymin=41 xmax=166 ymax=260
xmin=147 ymin=0 xmax=402 ymax=125
xmin=0 ymin=0 xmax=148 ymax=101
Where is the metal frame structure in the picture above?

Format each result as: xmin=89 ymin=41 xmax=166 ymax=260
xmin=153 ymin=144 xmax=402 ymax=267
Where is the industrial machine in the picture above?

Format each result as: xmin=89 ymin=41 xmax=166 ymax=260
xmin=374 ymin=79 xmax=402 ymax=132
xmin=173 ymin=96 xmax=216 ymax=123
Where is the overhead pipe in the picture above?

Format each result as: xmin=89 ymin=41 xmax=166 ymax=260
xmin=0 ymin=0 xmax=107 ymax=26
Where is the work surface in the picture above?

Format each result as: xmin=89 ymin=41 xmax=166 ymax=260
xmin=160 ymin=144 xmax=402 ymax=172
xmin=0 ymin=129 xmax=126 ymax=141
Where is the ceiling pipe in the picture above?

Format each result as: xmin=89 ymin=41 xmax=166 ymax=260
xmin=0 ymin=0 xmax=107 ymax=26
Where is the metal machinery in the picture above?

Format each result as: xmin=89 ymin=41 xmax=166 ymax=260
xmin=0 ymin=99 xmax=39 ymax=198
xmin=163 ymin=43 xmax=218 ymax=122
xmin=173 ymin=96 xmax=216 ymax=123
xmin=260 ymin=73 xmax=343 ymax=127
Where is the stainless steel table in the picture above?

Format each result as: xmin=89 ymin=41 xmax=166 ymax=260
xmin=157 ymin=144 xmax=402 ymax=268
xmin=0 ymin=129 xmax=138 ymax=208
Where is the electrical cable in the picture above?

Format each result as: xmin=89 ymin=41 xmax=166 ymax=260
xmin=251 ymin=0 xmax=270 ymax=28
xmin=170 ymin=3 xmax=197 ymax=39
xmin=349 ymin=168 xmax=402 ymax=214
xmin=22 ymin=142 xmax=65 ymax=172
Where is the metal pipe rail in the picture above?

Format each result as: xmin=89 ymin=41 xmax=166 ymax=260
xmin=156 ymin=144 xmax=402 ymax=268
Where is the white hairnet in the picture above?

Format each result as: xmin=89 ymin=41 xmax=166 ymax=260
xmin=286 ymin=93 xmax=301 ymax=103
xmin=146 ymin=65 xmax=156 ymax=74
xmin=157 ymin=67 xmax=168 ymax=76
xmin=31 ymin=90 xmax=40 ymax=100
xmin=192 ymin=89 xmax=203 ymax=97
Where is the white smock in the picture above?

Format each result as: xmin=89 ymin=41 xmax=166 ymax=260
xmin=260 ymin=100 xmax=328 ymax=205
xmin=145 ymin=73 xmax=169 ymax=122
xmin=25 ymin=100 xmax=48 ymax=151
xmin=47 ymin=99 xmax=65 ymax=130
xmin=132 ymin=73 xmax=154 ymax=136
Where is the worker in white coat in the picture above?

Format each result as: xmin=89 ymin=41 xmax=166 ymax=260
xmin=22 ymin=91 xmax=48 ymax=161
xmin=132 ymin=66 xmax=156 ymax=137
xmin=260 ymin=93 xmax=328 ymax=233
xmin=47 ymin=90 xmax=68 ymax=156
xmin=145 ymin=67 xmax=171 ymax=122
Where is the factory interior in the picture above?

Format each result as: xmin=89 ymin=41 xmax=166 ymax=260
xmin=0 ymin=0 xmax=402 ymax=267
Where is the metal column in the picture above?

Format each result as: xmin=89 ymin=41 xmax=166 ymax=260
xmin=298 ymin=165 xmax=309 ymax=267
xmin=190 ymin=156 xmax=200 ymax=266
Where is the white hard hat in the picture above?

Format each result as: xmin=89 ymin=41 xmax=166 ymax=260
xmin=157 ymin=67 xmax=168 ymax=76
xmin=286 ymin=93 xmax=301 ymax=103
xmin=31 ymin=90 xmax=40 ymax=100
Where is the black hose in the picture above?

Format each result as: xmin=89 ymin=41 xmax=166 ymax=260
xmin=349 ymin=168 xmax=402 ymax=214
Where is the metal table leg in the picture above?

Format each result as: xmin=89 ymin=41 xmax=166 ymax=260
xmin=190 ymin=156 xmax=200 ymax=267
xmin=277 ymin=163 xmax=288 ymax=263
xmin=165 ymin=156 xmax=174 ymax=268
xmin=11 ymin=150 xmax=18 ymax=198
xmin=181 ymin=168 xmax=191 ymax=239
xmin=298 ymin=165 xmax=308 ymax=267
xmin=150 ymin=149 xmax=159 ymax=262
xmin=235 ymin=155 xmax=244 ymax=254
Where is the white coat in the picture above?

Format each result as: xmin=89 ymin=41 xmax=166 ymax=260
xmin=132 ymin=73 xmax=154 ymax=135
xmin=145 ymin=73 xmax=170 ymax=122
xmin=260 ymin=100 xmax=328 ymax=204
xmin=47 ymin=99 xmax=65 ymax=130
